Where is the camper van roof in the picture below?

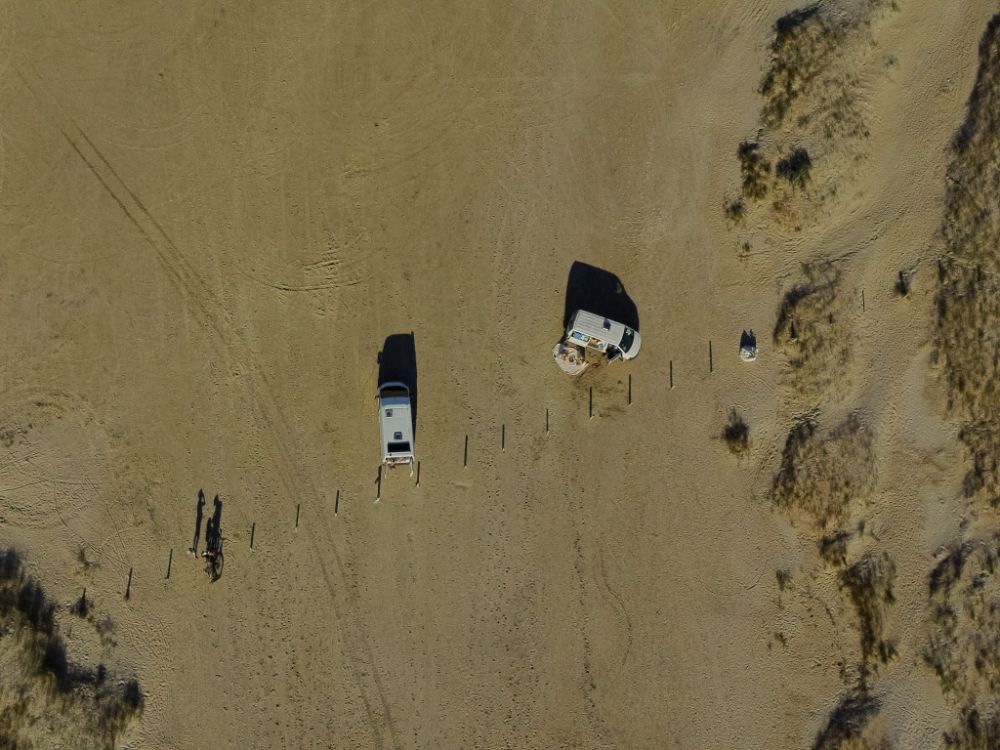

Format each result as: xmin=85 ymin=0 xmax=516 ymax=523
xmin=569 ymin=310 xmax=630 ymax=341
xmin=378 ymin=382 xmax=414 ymax=459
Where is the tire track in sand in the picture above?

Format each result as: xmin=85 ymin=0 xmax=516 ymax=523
xmin=13 ymin=65 xmax=401 ymax=750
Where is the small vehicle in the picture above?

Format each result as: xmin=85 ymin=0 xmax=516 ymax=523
xmin=565 ymin=309 xmax=642 ymax=362
xmin=377 ymin=381 xmax=415 ymax=469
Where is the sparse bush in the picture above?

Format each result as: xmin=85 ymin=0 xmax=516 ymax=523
xmin=761 ymin=5 xmax=840 ymax=129
xmin=945 ymin=706 xmax=1000 ymax=749
xmin=929 ymin=22 xmax=1000 ymax=738
xmin=777 ymin=147 xmax=812 ymax=187
xmin=724 ymin=198 xmax=747 ymax=224
xmin=774 ymin=260 xmax=849 ymax=396
xmin=924 ymin=535 xmax=1000 ymax=745
xmin=760 ymin=2 xmax=885 ymax=136
xmin=936 ymin=14 xmax=1000 ymax=508
xmin=772 ymin=414 xmax=876 ymax=529
xmin=732 ymin=0 xmax=889 ymax=227
xmin=95 ymin=614 xmax=117 ymax=649
xmin=840 ymin=551 xmax=897 ymax=680
xmin=820 ymin=530 xmax=852 ymax=567
xmin=722 ymin=409 xmax=750 ymax=455
xmin=0 ymin=548 xmax=143 ymax=749
xmin=738 ymin=141 xmax=772 ymax=200
xmin=812 ymin=688 xmax=882 ymax=750
xmin=776 ymin=568 xmax=793 ymax=591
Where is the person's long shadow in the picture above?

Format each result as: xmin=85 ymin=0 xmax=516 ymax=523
xmin=191 ymin=490 xmax=206 ymax=554
xmin=562 ymin=261 xmax=640 ymax=334
xmin=377 ymin=332 xmax=418 ymax=438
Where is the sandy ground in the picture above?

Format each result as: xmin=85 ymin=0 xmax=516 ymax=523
xmin=0 ymin=1 xmax=997 ymax=748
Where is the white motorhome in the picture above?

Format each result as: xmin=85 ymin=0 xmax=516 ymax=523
xmin=377 ymin=382 xmax=415 ymax=469
xmin=565 ymin=309 xmax=642 ymax=361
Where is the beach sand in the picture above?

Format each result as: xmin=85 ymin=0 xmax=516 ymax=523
xmin=0 ymin=1 xmax=997 ymax=747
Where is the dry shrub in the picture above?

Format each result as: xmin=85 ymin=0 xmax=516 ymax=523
xmin=924 ymin=535 xmax=1000 ymax=697
xmin=777 ymin=147 xmax=813 ymax=188
xmin=924 ymin=536 xmax=1000 ymax=748
xmin=930 ymin=17 xmax=1000 ymax=743
xmin=732 ymin=1 xmax=890 ymax=223
xmin=840 ymin=551 xmax=897 ymax=681
xmin=722 ymin=409 xmax=750 ymax=456
xmin=945 ymin=706 xmax=1000 ymax=749
xmin=761 ymin=5 xmax=838 ymax=127
xmin=820 ymin=529 xmax=852 ymax=567
xmin=724 ymin=197 xmax=747 ymax=225
xmin=776 ymin=567 xmax=793 ymax=591
xmin=936 ymin=14 xmax=1000 ymax=508
xmin=772 ymin=414 xmax=875 ymax=529
xmin=760 ymin=2 xmax=882 ymax=138
xmin=0 ymin=549 xmax=143 ymax=749
xmin=774 ymin=261 xmax=849 ymax=397
xmin=738 ymin=141 xmax=772 ymax=200
xmin=812 ymin=688 xmax=887 ymax=750
xmin=808 ymin=546 xmax=897 ymax=749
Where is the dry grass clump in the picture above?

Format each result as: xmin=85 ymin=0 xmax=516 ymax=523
xmin=730 ymin=1 xmax=890 ymax=225
xmin=840 ymin=551 xmax=897 ymax=680
xmin=936 ymin=15 xmax=1000 ymax=508
xmin=774 ymin=261 xmax=849 ymax=397
xmin=722 ymin=409 xmax=750 ymax=456
xmin=810 ymin=548 xmax=896 ymax=749
xmin=760 ymin=2 xmax=883 ymax=138
xmin=820 ymin=530 xmax=852 ymax=567
xmin=924 ymin=537 xmax=1000 ymax=748
xmin=724 ymin=197 xmax=747 ymax=225
xmin=737 ymin=141 xmax=772 ymax=201
xmin=0 ymin=549 xmax=143 ymax=749
xmin=812 ymin=688 xmax=889 ymax=750
xmin=930 ymin=17 xmax=1000 ymax=744
xmin=777 ymin=147 xmax=813 ymax=188
xmin=772 ymin=414 xmax=875 ymax=529
xmin=943 ymin=707 xmax=1000 ymax=750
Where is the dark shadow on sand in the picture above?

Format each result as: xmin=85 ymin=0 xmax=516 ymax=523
xmin=191 ymin=489 xmax=205 ymax=554
xmin=377 ymin=333 xmax=418 ymax=437
xmin=563 ymin=261 xmax=639 ymax=334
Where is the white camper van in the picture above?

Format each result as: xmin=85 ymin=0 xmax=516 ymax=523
xmin=565 ymin=309 xmax=642 ymax=362
xmin=377 ymin=382 xmax=415 ymax=469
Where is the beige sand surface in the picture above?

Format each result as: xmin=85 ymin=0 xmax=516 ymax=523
xmin=0 ymin=1 xmax=996 ymax=748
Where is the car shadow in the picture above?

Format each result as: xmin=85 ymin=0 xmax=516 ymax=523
xmin=377 ymin=332 xmax=418 ymax=437
xmin=562 ymin=261 xmax=640 ymax=335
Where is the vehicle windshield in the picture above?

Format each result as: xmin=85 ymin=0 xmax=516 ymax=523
xmin=379 ymin=386 xmax=409 ymax=399
xmin=620 ymin=327 xmax=635 ymax=352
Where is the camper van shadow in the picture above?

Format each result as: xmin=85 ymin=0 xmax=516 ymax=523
xmin=563 ymin=261 xmax=639 ymax=333
xmin=377 ymin=333 xmax=418 ymax=436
